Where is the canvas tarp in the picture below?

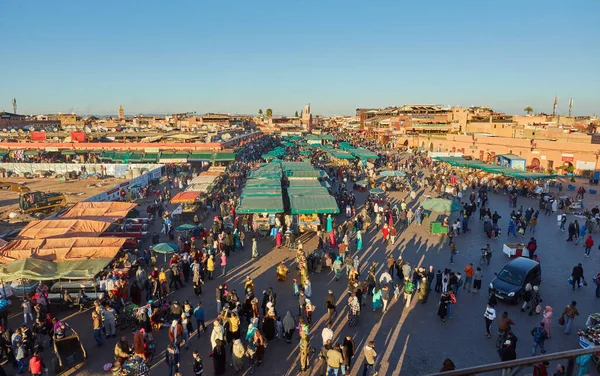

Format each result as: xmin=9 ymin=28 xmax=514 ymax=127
xmin=236 ymin=196 xmax=284 ymax=214
xmin=289 ymin=180 xmax=323 ymax=187
xmin=60 ymin=202 xmax=137 ymax=221
xmin=171 ymin=191 xmax=202 ymax=204
xmin=245 ymin=179 xmax=282 ymax=188
xmin=240 ymin=186 xmax=282 ymax=197
xmin=289 ymin=195 xmax=339 ymax=214
xmin=0 ymin=257 xmax=113 ymax=281
xmin=286 ymin=170 xmax=321 ymax=179
xmin=0 ymin=237 xmax=125 ymax=264
xmin=16 ymin=219 xmax=113 ymax=240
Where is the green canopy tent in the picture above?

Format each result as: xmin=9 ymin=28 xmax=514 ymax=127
xmin=237 ymin=196 xmax=284 ymax=214
xmin=370 ymin=188 xmax=385 ymax=194
xmin=152 ymin=243 xmax=179 ymax=253
xmin=175 ymin=224 xmax=198 ymax=232
xmin=421 ymin=198 xmax=462 ymax=212
xmin=289 ymin=195 xmax=340 ymax=214
xmin=0 ymin=258 xmax=113 ymax=282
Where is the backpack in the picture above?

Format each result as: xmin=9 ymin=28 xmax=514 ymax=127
xmin=532 ymin=327 xmax=547 ymax=343
xmin=450 ymin=292 xmax=456 ymax=304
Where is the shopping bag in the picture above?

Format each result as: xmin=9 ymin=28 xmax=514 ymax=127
xmin=558 ymin=315 xmax=565 ymax=326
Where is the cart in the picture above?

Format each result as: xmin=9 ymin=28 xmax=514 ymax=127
xmin=578 ymin=313 xmax=600 ymax=372
xmin=503 ymin=243 xmax=527 ymax=258
xmin=53 ymin=326 xmax=87 ymax=375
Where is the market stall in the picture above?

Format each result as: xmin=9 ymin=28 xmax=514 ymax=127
xmin=503 ymin=243 xmax=527 ymax=258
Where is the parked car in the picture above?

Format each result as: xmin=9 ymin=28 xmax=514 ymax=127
xmin=489 ymin=257 xmax=541 ymax=303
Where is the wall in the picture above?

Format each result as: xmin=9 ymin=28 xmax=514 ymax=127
xmin=399 ymin=134 xmax=600 ymax=172
xmin=0 ymin=163 xmax=163 ymax=177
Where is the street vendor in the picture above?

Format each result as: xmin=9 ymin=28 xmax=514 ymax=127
xmin=276 ymin=262 xmax=289 ymax=281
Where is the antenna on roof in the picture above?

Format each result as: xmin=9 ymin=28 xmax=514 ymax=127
xmin=11 ymin=98 xmax=17 ymax=114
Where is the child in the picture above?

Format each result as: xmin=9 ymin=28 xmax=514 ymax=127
xmin=275 ymin=316 xmax=283 ymax=340
xmin=393 ymin=283 xmax=401 ymax=301
xmin=22 ymin=297 xmax=33 ymax=324
xmin=293 ymin=279 xmax=299 ymax=298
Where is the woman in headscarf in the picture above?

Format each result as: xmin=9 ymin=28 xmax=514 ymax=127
xmin=252 ymin=238 xmax=259 ymax=258
xmin=372 ymin=284 xmax=383 ymax=312
xmin=418 ymin=277 xmax=430 ymax=304
xmin=210 ymin=320 xmax=224 ymax=350
xmin=250 ymin=297 xmax=260 ymax=326
xmin=233 ymin=228 xmax=241 ymax=250
xmin=347 ymin=296 xmax=360 ymax=327
xmin=282 ymin=311 xmax=296 ymax=344
xmin=275 ymin=230 xmax=282 ymax=247
xmin=262 ymin=312 xmax=276 ymax=341
xmin=528 ymin=285 xmax=541 ymax=316
xmin=168 ymin=319 xmax=183 ymax=347
xmin=245 ymin=322 xmax=258 ymax=344
xmin=303 ymin=279 xmax=312 ymax=298
xmin=212 ymin=339 xmax=227 ymax=375
xmin=542 ymin=305 xmax=553 ymax=337
xmin=355 ymin=230 xmax=363 ymax=252
xmin=332 ymin=256 xmax=343 ymax=281
xmin=232 ymin=339 xmax=245 ymax=374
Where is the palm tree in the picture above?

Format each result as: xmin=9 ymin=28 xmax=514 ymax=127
xmin=295 ymin=111 xmax=299 ymax=117
xmin=266 ymin=108 xmax=273 ymax=118
xmin=258 ymin=109 xmax=263 ymax=116
xmin=524 ymin=106 xmax=534 ymax=115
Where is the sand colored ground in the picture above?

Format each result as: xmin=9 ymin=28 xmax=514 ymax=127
xmin=0 ymin=176 xmax=124 ymax=234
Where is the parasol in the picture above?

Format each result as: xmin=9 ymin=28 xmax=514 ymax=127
xmin=420 ymin=198 xmax=462 ymax=212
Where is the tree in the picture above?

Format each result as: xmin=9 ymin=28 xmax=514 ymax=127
xmin=295 ymin=111 xmax=299 ymax=117
xmin=266 ymin=108 xmax=273 ymax=117
xmin=524 ymin=106 xmax=534 ymax=115
xmin=258 ymin=109 xmax=263 ymax=116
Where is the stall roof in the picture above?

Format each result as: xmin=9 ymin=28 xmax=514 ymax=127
xmin=241 ymin=186 xmax=282 ymax=197
xmin=328 ymin=150 xmax=356 ymax=160
xmin=141 ymin=153 xmax=159 ymax=162
xmin=287 ymin=186 xmax=330 ymax=196
xmin=0 ymin=237 xmax=126 ymax=264
xmin=351 ymin=148 xmax=379 ymax=160
xmin=245 ymin=179 xmax=282 ymax=188
xmin=213 ymin=151 xmax=236 ymax=162
xmin=0 ymin=258 xmax=114 ymax=281
xmin=16 ymin=219 xmax=113 ymax=240
xmin=289 ymin=180 xmax=322 ymax=187
xmin=60 ymin=202 xmax=137 ymax=221
xmin=433 ymin=157 xmax=557 ymax=179
xmin=289 ymin=194 xmax=340 ymax=214
xmin=237 ymin=196 xmax=284 ymax=214
xmin=171 ymin=191 xmax=202 ymax=204
xmin=286 ymin=170 xmax=322 ymax=179
xmin=188 ymin=152 xmax=214 ymax=162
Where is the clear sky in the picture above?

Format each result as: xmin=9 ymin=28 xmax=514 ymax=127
xmin=1 ymin=0 xmax=599 ymax=117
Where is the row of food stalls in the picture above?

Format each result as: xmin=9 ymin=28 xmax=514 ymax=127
xmin=0 ymin=202 xmax=146 ymax=297
xmin=236 ymin=160 xmax=339 ymax=235
xmin=169 ymin=167 xmax=227 ymax=218
xmin=98 ymin=150 xmax=237 ymax=165
xmin=431 ymin=156 xmax=558 ymax=180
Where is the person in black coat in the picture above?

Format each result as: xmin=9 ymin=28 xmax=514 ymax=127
xmin=499 ymin=339 xmax=517 ymax=362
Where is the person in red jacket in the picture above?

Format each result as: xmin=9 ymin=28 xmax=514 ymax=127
xmin=584 ymin=235 xmax=594 ymax=257
xmin=29 ymin=351 xmax=44 ymax=376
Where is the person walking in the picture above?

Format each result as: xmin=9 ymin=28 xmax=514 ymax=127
xmin=91 ymin=310 xmax=103 ymax=346
xmin=220 ymin=252 xmax=227 ymax=277
xmin=571 ymin=263 xmax=585 ymax=290
xmin=542 ymin=306 xmax=553 ymax=338
xmin=252 ymin=238 xmax=259 ymax=258
xmin=438 ymin=292 xmax=451 ymax=322
xmin=450 ymin=243 xmax=457 ymax=264
xmin=498 ymin=340 xmax=516 ymax=376
xmin=165 ymin=343 xmax=180 ymax=376
xmin=299 ymin=332 xmax=311 ymax=372
xmin=463 ymin=263 xmax=474 ymax=292
xmin=561 ymin=301 xmax=579 ymax=334
xmin=403 ymin=278 xmax=414 ymax=308
xmin=584 ymin=235 xmax=594 ymax=257
xmin=362 ymin=341 xmax=378 ymax=376
xmin=232 ymin=339 xmax=245 ymax=374
xmin=483 ymin=303 xmax=496 ymax=338
xmin=473 ymin=267 xmax=483 ymax=293
xmin=531 ymin=322 xmax=549 ymax=356
xmin=324 ymin=290 xmax=337 ymax=320
xmin=342 ymin=335 xmax=355 ymax=375
xmin=102 ymin=303 xmax=116 ymax=339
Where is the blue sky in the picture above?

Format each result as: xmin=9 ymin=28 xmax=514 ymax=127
xmin=1 ymin=0 xmax=599 ymax=116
